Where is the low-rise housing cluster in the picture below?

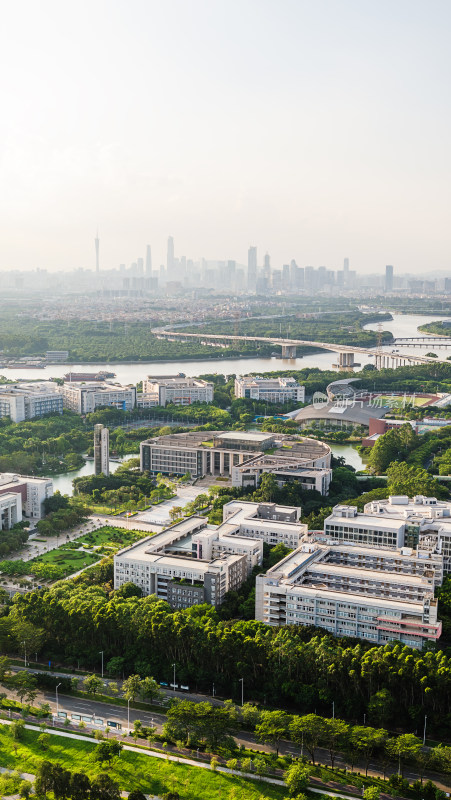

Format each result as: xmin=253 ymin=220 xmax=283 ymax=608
xmin=140 ymin=430 xmax=332 ymax=494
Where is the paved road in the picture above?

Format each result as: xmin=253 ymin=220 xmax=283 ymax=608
xmin=6 ymin=676 xmax=451 ymax=791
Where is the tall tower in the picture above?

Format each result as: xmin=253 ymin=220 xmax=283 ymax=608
xmin=95 ymin=230 xmax=100 ymax=273
xmin=94 ymin=424 xmax=109 ymax=476
xmin=385 ymin=264 xmax=394 ymax=292
xmin=146 ymin=244 xmax=152 ymax=273
xmin=167 ymin=236 xmax=174 ymax=277
xmin=247 ymin=246 xmax=257 ymax=291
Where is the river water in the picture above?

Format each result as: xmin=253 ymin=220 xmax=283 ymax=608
xmin=2 ymin=312 xmax=449 ymax=384
xmin=5 ymin=312 xmax=447 ymax=485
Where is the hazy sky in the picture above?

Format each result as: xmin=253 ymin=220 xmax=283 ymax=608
xmin=1 ymin=0 xmax=450 ymax=273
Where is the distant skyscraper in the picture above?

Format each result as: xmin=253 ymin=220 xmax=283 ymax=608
xmin=94 ymin=424 xmax=109 ymax=476
xmin=385 ymin=264 xmax=394 ymax=292
xmin=343 ymin=257 xmax=349 ymax=272
xmin=95 ymin=231 xmax=100 ymax=273
xmin=146 ymin=245 xmax=152 ymax=273
xmin=247 ymin=246 xmax=257 ymax=291
xmin=167 ymin=236 xmax=175 ymax=276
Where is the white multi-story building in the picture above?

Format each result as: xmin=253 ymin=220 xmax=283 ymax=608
xmin=140 ymin=375 xmax=214 ymax=407
xmin=140 ymin=431 xmax=332 ymax=495
xmin=0 ymin=492 xmax=22 ymax=530
xmin=235 ymin=375 xmax=305 ymax=404
xmin=0 ymin=382 xmax=63 ymax=422
xmin=220 ymin=501 xmax=307 ymax=548
xmin=361 ymin=495 xmax=451 ymax=573
xmin=114 ymin=516 xmax=258 ymax=608
xmin=0 ymin=473 xmax=53 ymax=521
xmin=255 ymin=541 xmax=443 ymax=649
xmin=61 ymin=382 xmax=137 ymax=414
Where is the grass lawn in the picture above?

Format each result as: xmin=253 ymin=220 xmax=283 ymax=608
xmin=377 ymin=394 xmax=430 ymax=408
xmin=28 ymin=527 xmax=146 ymax=576
xmin=0 ymin=725 xmax=287 ymax=800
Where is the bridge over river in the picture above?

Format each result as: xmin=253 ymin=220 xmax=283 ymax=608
xmin=152 ymin=328 xmax=450 ymax=369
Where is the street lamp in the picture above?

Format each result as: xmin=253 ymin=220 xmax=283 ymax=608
xmin=127 ymin=698 xmax=130 ymax=733
xmin=56 ymin=682 xmax=61 ymax=716
xmin=332 ymin=701 xmax=335 ymax=719
xmin=212 ymin=683 xmax=215 ymax=698
xmin=239 ymin=677 xmax=244 ymax=706
xmin=99 ymin=651 xmax=104 ymax=679
xmin=423 ymin=714 xmax=427 ymax=745
xmin=22 ymin=641 xmax=27 ymax=668
xmin=172 ymin=663 xmax=176 ymax=692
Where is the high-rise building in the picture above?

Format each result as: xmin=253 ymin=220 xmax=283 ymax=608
xmin=167 ymin=236 xmax=175 ymax=276
xmin=146 ymin=245 xmax=152 ymax=273
xmin=94 ymin=424 xmax=109 ymax=476
xmin=95 ymin=231 xmax=100 ymax=273
xmin=385 ymin=264 xmax=394 ymax=292
xmin=247 ymin=246 xmax=257 ymax=291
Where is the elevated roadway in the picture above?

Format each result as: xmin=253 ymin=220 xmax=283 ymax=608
xmin=152 ymin=327 xmax=450 ymax=369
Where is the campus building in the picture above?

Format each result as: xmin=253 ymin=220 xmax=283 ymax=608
xmin=61 ymin=382 xmax=137 ymax=414
xmin=234 ymin=376 xmax=305 ymax=404
xmin=114 ymin=515 xmax=262 ymax=608
xmin=94 ymin=424 xmax=109 ymax=476
xmin=220 ymin=501 xmax=307 ymax=548
xmin=140 ymin=375 xmax=214 ymax=407
xmin=255 ymin=541 xmax=442 ymax=649
xmin=0 ymin=382 xmax=63 ymax=423
xmin=0 ymin=492 xmax=22 ymax=530
xmin=0 ymin=473 xmax=53 ymax=521
xmin=140 ymin=431 xmax=332 ymax=494
xmin=361 ymin=495 xmax=451 ymax=573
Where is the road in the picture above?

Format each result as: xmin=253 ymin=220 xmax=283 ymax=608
xmin=6 ymin=675 xmax=451 ymax=790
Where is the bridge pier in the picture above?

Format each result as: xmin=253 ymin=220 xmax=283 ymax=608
xmin=339 ymin=351 xmax=355 ymax=368
xmin=281 ymin=344 xmax=297 ymax=358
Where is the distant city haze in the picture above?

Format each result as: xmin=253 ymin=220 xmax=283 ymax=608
xmin=1 ymin=0 xmax=450 ymax=273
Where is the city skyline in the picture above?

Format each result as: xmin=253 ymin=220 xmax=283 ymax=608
xmin=1 ymin=0 xmax=450 ymax=274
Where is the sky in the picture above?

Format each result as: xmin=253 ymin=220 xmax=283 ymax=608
xmin=0 ymin=0 xmax=450 ymax=274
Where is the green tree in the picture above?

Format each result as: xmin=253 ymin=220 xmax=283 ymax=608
xmin=69 ymin=772 xmax=91 ymax=800
xmin=128 ymin=792 xmax=147 ymax=800
xmin=82 ymin=674 xmax=103 ymax=696
xmin=386 ymin=461 xmax=441 ymax=497
xmin=290 ymin=714 xmax=326 ymax=764
xmin=284 ymin=762 xmax=310 ymax=797
xmin=140 ymin=675 xmax=162 ymax=703
xmin=386 ymin=733 xmax=422 ymax=777
xmin=122 ymin=673 xmax=142 ymax=701
xmin=322 ymin=718 xmax=349 ymax=769
xmin=90 ymin=773 xmax=121 ymax=800
xmin=38 ymin=732 xmax=51 ymax=750
xmin=93 ymin=740 xmax=123 ymax=765
xmin=255 ymin=709 xmax=290 ymax=756
xmin=11 ymin=719 xmax=25 ymax=740
xmin=363 ymin=788 xmax=380 ymax=800
xmin=12 ymin=672 xmax=37 ymax=704
xmin=34 ymin=760 xmax=54 ymax=799
xmin=351 ymin=726 xmax=387 ymax=776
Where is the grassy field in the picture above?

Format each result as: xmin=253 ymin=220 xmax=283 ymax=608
xmin=29 ymin=527 xmax=146 ymax=576
xmin=0 ymin=725 xmax=287 ymax=800
xmin=377 ymin=394 xmax=431 ymax=408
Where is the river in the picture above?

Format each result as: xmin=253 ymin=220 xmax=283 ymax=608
xmin=2 ymin=312 xmax=449 ymax=384
xmin=7 ymin=312 xmax=447 ymax=486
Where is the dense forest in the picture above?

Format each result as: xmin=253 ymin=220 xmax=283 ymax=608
xmin=6 ymin=567 xmax=451 ymax=739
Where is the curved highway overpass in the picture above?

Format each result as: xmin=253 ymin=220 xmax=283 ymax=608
xmin=152 ymin=328 xmax=450 ymax=368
